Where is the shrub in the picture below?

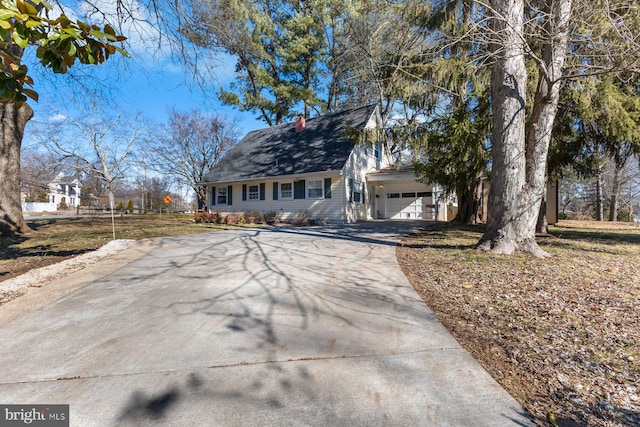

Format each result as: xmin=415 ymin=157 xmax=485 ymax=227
xmin=127 ymin=200 xmax=134 ymax=211
xmin=193 ymin=212 xmax=221 ymax=224
xmin=245 ymin=210 xmax=264 ymax=224
xmin=617 ymin=209 xmax=631 ymax=222
xmin=291 ymin=210 xmax=314 ymax=226
xmin=264 ymin=210 xmax=281 ymax=225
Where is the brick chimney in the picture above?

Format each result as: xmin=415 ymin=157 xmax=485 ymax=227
xmin=295 ymin=115 xmax=306 ymax=133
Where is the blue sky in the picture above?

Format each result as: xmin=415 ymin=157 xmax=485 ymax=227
xmin=26 ymin=52 xmax=265 ymax=140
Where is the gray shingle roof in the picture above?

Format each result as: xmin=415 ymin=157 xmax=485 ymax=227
xmin=201 ymin=105 xmax=377 ymax=184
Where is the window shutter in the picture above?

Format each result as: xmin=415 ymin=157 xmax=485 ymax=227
xmin=324 ymin=178 xmax=332 ymax=199
xmin=242 ymin=184 xmax=247 ymax=201
xmin=361 ymin=182 xmax=366 ymax=204
xmin=260 ymin=183 xmax=266 ymax=200
xmin=294 ymin=180 xmax=306 ymax=199
xmin=227 ymin=185 xmax=233 ymax=205
xmin=273 ymin=182 xmax=279 ymax=200
xmin=348 ymin=179 xmax=353 ymax=203
xmin=212 ymin=186 xmax=216 ymax=205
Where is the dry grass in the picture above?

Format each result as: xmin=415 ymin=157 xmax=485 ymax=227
xmin=0 ymin=214 xmax=243 ymax=284
xmin=397 ymin=220 xmax=640 ymax=427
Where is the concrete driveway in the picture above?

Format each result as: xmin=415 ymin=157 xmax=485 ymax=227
xmin=0 ymin=222 xmax=532 ymax=426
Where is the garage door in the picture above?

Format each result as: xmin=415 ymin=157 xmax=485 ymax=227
xmin=383 ymin=184 xmax=434 ymax=220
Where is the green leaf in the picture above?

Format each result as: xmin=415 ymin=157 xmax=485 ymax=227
xmin=0 ymin=20 xmax=11 ymax=29
xmin=12 ymin=31 xmax=28 ymax=48
xmin=114 ymin=46 xmax=129 ymax=58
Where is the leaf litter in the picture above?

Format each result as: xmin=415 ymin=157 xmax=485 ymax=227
xmin=397 ymin=221 xmax=639 ymax=426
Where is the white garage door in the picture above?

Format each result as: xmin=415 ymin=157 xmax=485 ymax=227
xmin=383 ymin=183 xmax=434 ymax=220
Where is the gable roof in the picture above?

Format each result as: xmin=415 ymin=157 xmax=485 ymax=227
xmin=201 ymin=105 xmax=378 ymax=184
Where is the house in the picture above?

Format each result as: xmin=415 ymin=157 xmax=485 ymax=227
xmin=200 ymin=105 xmax=450 ymax=223
xmin=47 ymin=172 xmax=82 ymax=209
xmin=21 ymin=172 xmax=82 ymax=213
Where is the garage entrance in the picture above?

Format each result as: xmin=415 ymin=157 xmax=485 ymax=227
xmin=366 ymin=167 xmax=448 ymax=221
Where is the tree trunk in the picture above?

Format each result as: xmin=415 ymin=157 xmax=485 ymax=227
xmin=453 ymin=188 xmax=475 ymax=224
xmin=477 ymin=0 xmax=529 ymax=255
xmin=0 ymin=102 xmax=34 ymax=236
xmin=608 ymin=165 xmax=620 ymax=221
xmin=595 ymin=170 xmax=604 ymax=221
xmin=478 ymin=0 xmax=570 ymax=257
xmin=528 ymin=0 xmax=571 ymax=237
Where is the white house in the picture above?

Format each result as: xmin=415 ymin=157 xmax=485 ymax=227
xmin=200 ymin=105 xmax=449 ymax=223
xmin=47 ymin=173 xmax=82 ymax=208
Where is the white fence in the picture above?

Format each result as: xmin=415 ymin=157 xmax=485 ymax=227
xmin=22 ymin=202 xmax=57 ymax=213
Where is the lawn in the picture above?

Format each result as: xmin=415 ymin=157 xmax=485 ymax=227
xmin=0 ymin=214 xmax=238 ymax=284
xmin=397 ymin=220 xmax=640 ymax=427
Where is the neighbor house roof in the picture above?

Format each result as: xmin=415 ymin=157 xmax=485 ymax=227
xmin=201 ymin=105 xmax=378 ymax=184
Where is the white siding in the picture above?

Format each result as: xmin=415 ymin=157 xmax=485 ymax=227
xmin=342 ymin=139 xmax=391 ymax=222
xmin=205 ymin=175 xmax=346 ymax=223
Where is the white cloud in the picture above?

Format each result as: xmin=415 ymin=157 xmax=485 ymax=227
xmin=48 ymin=114 xmax=68 ymax=122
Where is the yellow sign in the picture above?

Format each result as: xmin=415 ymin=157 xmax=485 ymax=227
xmin=164 ymin=195 xmax=172 ymax=204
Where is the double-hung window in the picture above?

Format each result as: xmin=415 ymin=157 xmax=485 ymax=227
xmin=307 ymin=179 xmax=324 ymax=199
xmin=353 ymin=183 xmax=363 ymax=203
xmin=217 ymin=187 xmax=228 ymax=205
xmin=248 ymin=185 xmax=260 ymax=200
xmin=280 ymin=182 xmax=293 ymax=200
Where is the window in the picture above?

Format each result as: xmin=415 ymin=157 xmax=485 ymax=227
xmin=387 ymin=193 xmax=400 ymax=199
xmin=374 ymin=143 xmax=381 ymax=160
xmin=417 ymin=191 xmax=432 ymax=197
xmin=402 ymin=192 xmax=416 ymax=198
xmin=353 ymin=181 xmax=363 ymax=204
xmin=217 ymin=187 xmax=228 ymax=205
xmin=280 ymin=182 xmax=293 ymax=200
xmin=248 ymin=185 xmax=259 ymax=200
xmin=307 ymin=179 xmax=324 ymax=199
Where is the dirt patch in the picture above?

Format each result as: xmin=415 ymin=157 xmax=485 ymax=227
xmin=397 ymin=221 xmax=639 ymax=427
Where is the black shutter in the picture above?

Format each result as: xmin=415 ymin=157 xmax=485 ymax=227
xmin=242 ymin=184 xmax=247 ymax=201
xmin=294 ymin=180 xmax=306 ymax=199
xmin=273 ymin=182 xmax=279 ymax=200
xmin=324 ymin=178 xmax=332 ymax=199
xmin=260 ymin=183 xmax=266 ymax=200
xmin=227 ymin=185 xmax=233 ymax=205
xmin=361 ymin=182 xmax=366 ymax=204
xmin=212 ymin=186 xmax=216 ymax=205
xmin=348 ymin=178 xmax=353 ymax=203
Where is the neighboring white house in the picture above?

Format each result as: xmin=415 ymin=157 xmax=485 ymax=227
xmin=22 ymin=173 xmax=82 ymax=213
xmin=47 ymin=172 xmax=82 ymax=208
xmin=199 ymin=105 xmax=450 ymax=224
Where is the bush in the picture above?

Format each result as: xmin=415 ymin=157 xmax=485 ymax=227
xmin=617 ymin=209 xmax=631 ymax=222
xmin=127 ymin=200 xmax=134 ymax=211
xmin=193 ymin=212 xmax=221 ymax=224
xmin=245 ymin=210 xmax=265 ymax=224
xmin=264 ymin=210 xmax=281 ymax=225
xmin=291 ymin=210 xmax=314 ymax=226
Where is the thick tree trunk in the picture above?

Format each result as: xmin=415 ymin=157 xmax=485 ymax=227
xmin=477 ymin=0 xmax=529 ymax=255
xmin=527 ymin=0 xmax=571 ymax=240
xmin=478 ymin=0 xmax=570 ymax=257
xmin=0 ymin=102 xmax=34 ymax=236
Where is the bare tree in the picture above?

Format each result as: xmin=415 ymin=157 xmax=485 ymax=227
xmin=39 ymin=100 xmax=146 ymax=210
xmin=144 ymin=108 xmax=238 ymax=208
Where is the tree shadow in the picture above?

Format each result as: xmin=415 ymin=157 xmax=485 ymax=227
xmin=118 ymin=387 xmax=180 ymax=422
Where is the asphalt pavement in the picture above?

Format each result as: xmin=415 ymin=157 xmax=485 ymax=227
xmin=0 ymin=221 xmax=533 ymax=426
